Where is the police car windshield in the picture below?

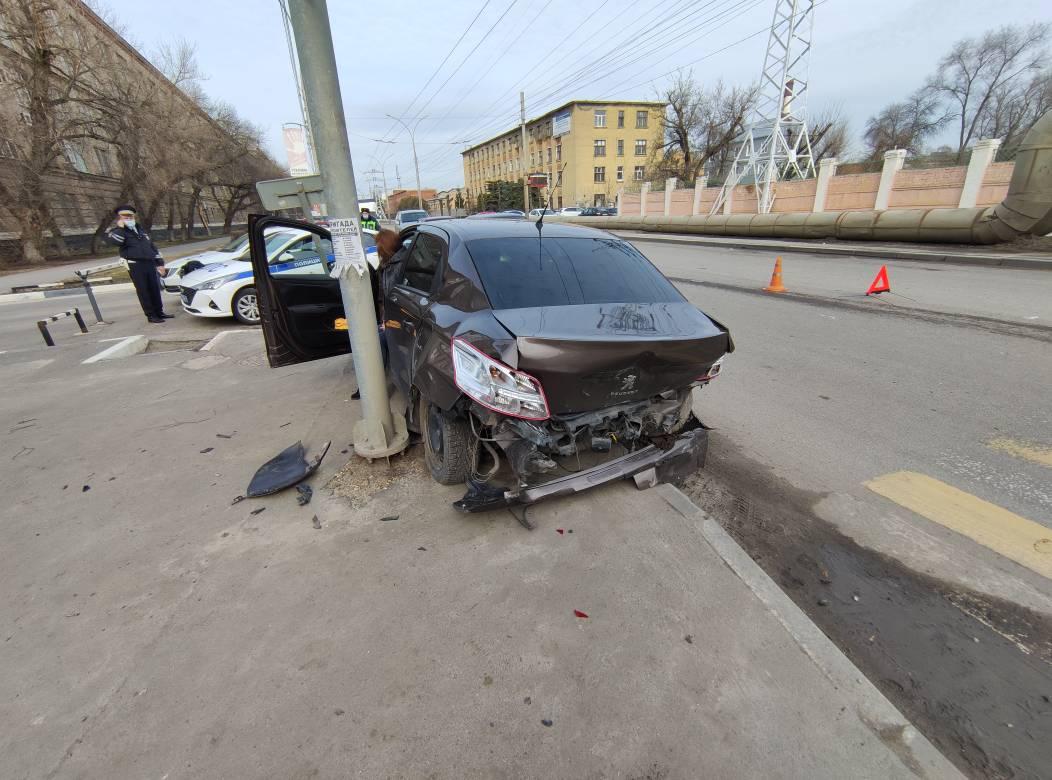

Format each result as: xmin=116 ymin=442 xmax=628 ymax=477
xmin=218 ymin=233 xmax=248 ymax=252
xmin=265 ymin=231 xmax=301 ymax=256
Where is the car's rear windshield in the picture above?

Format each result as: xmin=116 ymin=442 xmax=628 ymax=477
xmin=465 ymin=237 xmax=683 ymax=310
xmin=400 ymin=210 xmax=427 ymax=221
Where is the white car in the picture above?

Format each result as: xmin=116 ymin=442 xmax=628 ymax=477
xmin=528 ymin=208 xmax=558 ymax=218
xmin=178 ymin=229 xmax=378 ymax=325
xmin=162 ymin=228 xmax=295 ymax=293
xmin=394 ymin=209 xmax=428 ymax=228
xmin=559 ymin=206 xmax=583 ymax=216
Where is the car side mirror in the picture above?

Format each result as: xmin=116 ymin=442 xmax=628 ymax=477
xmin=277 ymin=252 xmax=294 ymax=262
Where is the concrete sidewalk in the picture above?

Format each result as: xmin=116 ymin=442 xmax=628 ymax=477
xmin=611 ymin=230 xmax=1052 ymax=270
xmin=0 ymin=330 xmax=959 ymax=778
xmin=0 ymin=235 xmax=230 ymax=293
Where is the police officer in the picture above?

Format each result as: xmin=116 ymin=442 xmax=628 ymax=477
xmin=359 ymin=207 xmax=380 ymax=231
xmin=106 ymin=205 xmax=171 ymax=323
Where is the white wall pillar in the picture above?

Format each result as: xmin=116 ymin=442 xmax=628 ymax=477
xmin=721 ymin=185 xmax=733 ymax=215
xmin=812 ymin=157 xmax=838 ymax=213
xmin=875 ymin=149 xmax=907 ymax=210
xmin=616 ymin=187 xmax=625 ymax=216
xmin=958 ymin=138 xmax=1002 ymax=208
xmin=692 ymin=176 xmax=708 ymax=215
xmin=664 ymin=177 xmax=677 ymax=216
xmin=640 ymin=182 xmax=650 ymax=217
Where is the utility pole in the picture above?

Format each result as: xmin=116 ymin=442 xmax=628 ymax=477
xmin=287 ymin=0 xmax=407 ymax=459
xmin=519 ymin=92 xmax=529 ymax=211
xmin=387 ymin=114 xmax=425 ymax=212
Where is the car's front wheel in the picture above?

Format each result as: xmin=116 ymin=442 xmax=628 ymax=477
xmin=232 ymin=286 xmax=260 ymax=325
xmin=419 ymin=395 xmax=475 ymax=485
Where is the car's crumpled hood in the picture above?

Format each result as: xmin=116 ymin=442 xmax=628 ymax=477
xmin=180 ymin=260 xmax=252 ymax=288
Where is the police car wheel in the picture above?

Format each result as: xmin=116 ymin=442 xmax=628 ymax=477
xmin=232 ymin=287 xmax=260 ymax=325
xmin=419 ymin=394 xmax=474 ymax=485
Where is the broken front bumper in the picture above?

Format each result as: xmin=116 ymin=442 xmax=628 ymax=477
xmin=453 ymin=427 xmax=708 ymax=513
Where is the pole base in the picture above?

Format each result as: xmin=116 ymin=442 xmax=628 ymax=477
xmin=352 ymin=413 xmax=410 ymax=460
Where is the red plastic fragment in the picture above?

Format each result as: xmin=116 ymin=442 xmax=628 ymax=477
xmin=556 ymin=528 xmax=565 ymax=535
xmin=573 ymin=609 xmax=588 ymax=619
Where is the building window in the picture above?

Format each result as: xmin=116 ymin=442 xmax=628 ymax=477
xmin=547 ymin=147 xmax=552 ymax=163
xmin=95 ymin=148 xmax=112 ymax=176
xmin=636 ymin=110 xmax=648 ymax=129
xmin=556 ymin=144 xmax=561 ymax=162
xmin=62 ymin=142 xmax=88 ymax=173
xmin=0 ymin=138 xmax=18 ymax=159
xmin=593 ymin=139 xmax=606 ymax=157
xmin=594 ymin=166 xmax=605 ymax=183
xmin=634 ymin=139 xmax=647 ymax=156
xmin=617 ymin=139 xmax=624 ymax=157
xmin=617 ymin=110 xmax=625 ymax=128
xmin=634 ymin=166 xmax=645 ymax=181
xmin=616 ymin=166 xmax=624 ymax=182
xmin=594 ymin=109 xmax=606 ymax=128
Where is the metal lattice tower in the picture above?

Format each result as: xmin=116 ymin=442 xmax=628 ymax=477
xmin=711 ymin=0 xmax=816 ymax=215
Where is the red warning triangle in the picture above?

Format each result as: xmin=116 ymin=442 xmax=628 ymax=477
xmin=866 ymin=265 xmax=890 ymax=296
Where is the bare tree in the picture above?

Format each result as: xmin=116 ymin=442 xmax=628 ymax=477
xmin=808 ymin=106 xmax=850 ymax=163
xmin=863 ymin=89 xmax=950 ymax=159
xmin=655 ymin=72 xmax=757 ymax=184
xmin=0 ymin=0 xmax=106 ymax=264
xmin=928 ymin=23 xmax=1050 ymax=161
xmin=974 ymin=67 xmax=1052 ymax=159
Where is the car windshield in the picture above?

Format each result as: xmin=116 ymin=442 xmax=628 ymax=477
xmin=466 ymin=237 xmax=683 ymax=310
xmin=218 ymin=233 xmax=248 ymax=253
xmin=400 ymin=210 xmax=427 ymax=222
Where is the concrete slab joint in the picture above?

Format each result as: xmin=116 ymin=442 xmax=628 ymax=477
xmin=959 ymin=138 xmax=1002 ymax=208
xmin=640 ymin=182 xmax=650 ymax=217
xmin=875 ymin=149 xmax=907 ymax=211
xmin=813 ymin=157 xmax=838 ymax=213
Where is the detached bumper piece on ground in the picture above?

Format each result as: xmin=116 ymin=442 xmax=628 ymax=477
xmin=246 ymin=440 xmax=331 ymax=498
xmin=454 ymin=418 xmax=708 ymax=513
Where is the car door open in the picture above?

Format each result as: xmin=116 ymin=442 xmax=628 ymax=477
xmin=248 ymin=214 xmax=351 ymax=368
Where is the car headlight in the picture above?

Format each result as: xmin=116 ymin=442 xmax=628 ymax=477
xmin=452 ymin=337 xmax=549 ymax=420
xmin=196 ymin=273 xmax=241 ymax=291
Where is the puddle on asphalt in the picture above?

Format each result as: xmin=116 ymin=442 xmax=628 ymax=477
xmin=682 ymin=433 xmax=1052 ymax=780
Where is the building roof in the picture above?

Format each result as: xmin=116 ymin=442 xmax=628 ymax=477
xmin=461 ymin=99 xmax=666 ymax=155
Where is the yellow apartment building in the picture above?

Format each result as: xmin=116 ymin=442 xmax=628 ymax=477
xmin=461 ymin=100 xmax=666 ymax=209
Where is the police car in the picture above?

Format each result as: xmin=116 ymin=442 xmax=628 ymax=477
xmin=178 ymin=228 xmax=378 ymax=324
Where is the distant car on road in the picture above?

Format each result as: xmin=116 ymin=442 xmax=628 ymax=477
xmin=395 ymin=209 xmax=429 ymax=228
xmin=559 ymin=206 xmax=583 ymax=216
xmin=579 ymin=207 xmax=608 ymax=217
xmin=177 ymin=229 xmax=377 ymax=325
xmin=500 ymin=209 xmax=526 ymax=217
xmin=528 ymin=208 xmax=558 ymax=218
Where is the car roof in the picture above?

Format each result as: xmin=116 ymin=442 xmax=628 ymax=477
xmin=425 ymin=217 xmax=613 ymax=240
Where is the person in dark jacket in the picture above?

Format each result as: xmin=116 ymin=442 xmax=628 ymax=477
xmin=105 ymin=205 xmax=170 ymax=323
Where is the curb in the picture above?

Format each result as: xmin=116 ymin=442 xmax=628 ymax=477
xmin=82 ymin=334 xmax=147 ymax=364
xmin=657 ymin=483 xmax=962 ymax=778
xmin=0 ymin=282 xmax=135 ymax=305
xmin=614 ymin=231 xmax=1052 ymax=270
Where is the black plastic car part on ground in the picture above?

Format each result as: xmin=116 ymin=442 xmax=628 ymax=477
xmin=246 ymin=214 xmax=732 ymax=509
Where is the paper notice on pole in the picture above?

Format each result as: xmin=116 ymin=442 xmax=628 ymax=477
xmin=328 ymin=217 xmax=368 ymax=278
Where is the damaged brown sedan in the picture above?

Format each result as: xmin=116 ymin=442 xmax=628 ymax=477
xmin=248 ymin=215 xmax=732 ymax=512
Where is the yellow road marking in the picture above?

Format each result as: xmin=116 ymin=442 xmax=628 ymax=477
xmin=987 ymin=437 xmax=1052 ymax=469
xmin=865 ymin=471 xmax=1052 ymax=580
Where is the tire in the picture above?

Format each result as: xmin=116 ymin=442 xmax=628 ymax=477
xmin=232 ymin=286 xmax=260 ymax=325
xmin=419 ymin=394 xmax=475 ymax=485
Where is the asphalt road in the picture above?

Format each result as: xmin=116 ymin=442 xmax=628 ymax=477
xmin=633 ymin=237 xmax=1052 ymax=778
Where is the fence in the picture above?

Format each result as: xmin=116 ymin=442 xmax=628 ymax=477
xmin=617 ymin=140 xmax=1013 ymax=217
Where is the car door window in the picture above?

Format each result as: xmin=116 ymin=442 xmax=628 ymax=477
xmin=399 ymin=233 xmax=445 ymax=293
xmin=271 ymin=236 xmax=333 ymax=276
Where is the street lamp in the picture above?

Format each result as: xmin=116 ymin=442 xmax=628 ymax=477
xmin=385 ymin=114 xmax=426 ymax=213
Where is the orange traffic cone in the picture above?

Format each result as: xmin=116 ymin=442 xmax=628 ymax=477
xmin=764 ymin=256 xmax=787 ymax=293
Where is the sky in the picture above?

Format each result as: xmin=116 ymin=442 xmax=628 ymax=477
xmin=116 ymin=0 xmax=1049 ymax=192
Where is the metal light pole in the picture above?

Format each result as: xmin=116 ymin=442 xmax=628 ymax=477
xmin=386 ymin=114 xmax=425 ymax=212
xmin=519 ymin=92 xmax=529 ymax=212
xmin=287 ymin=0 xmax=407 ymax=459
